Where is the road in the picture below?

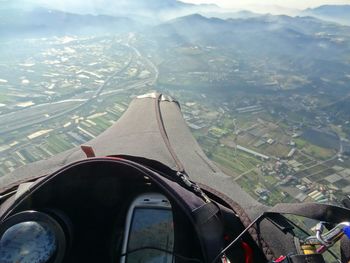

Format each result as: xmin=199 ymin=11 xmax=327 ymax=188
xmin=293 ymin=129 xmax=343 ymax=177
xmin=0 ymin=43 xmax=158 ymax=135
xmin=234 ymin=168 xmax=256 ymax=181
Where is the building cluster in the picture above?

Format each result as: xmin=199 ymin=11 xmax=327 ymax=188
xmin=0 ymin=36 xmax=142 ymax=177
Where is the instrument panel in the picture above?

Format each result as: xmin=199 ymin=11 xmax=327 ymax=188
xmin=0 ymin=160 xmax=202 ymax=263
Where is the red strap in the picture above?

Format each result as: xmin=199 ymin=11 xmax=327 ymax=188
xmin=81 ymin=145 xmax=96 ymax=158
xmin=242 ymin=241 xmax=253 ymax=263
xmin=274 ymin=255 xmax=287 ymax=263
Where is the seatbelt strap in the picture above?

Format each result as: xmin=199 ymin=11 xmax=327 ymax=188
xmin=268 ymin=203 xmax=350 ymax=222
xmin=192 ymin=201 xmax=220 ymax=225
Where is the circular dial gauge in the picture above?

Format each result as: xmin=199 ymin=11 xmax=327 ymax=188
xmin=0 ymin=221 xmax=57 ymax=263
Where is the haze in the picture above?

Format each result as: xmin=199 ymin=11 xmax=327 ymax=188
xmin=183 ymin=0 xmax=350 ymax=9
xmin=1 ymin=0 xmax=350 ymax=207
xmin=12 ymin=0 xmax=350 ymax=15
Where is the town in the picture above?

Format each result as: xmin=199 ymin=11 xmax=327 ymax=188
xmin=0 ymin=34 xmax=350 ymax=207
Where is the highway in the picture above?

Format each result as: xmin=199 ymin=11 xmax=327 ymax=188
xmin=0 ymin=43 xmax=158 ymax=135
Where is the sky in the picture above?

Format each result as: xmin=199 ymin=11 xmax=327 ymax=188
xmin=3 ymin=0 xmax=350 ymax=15
xmin=12 ymin=0 xmax=350 ymax=10
xmin=182 ymin=0 xmax=350 ymax=9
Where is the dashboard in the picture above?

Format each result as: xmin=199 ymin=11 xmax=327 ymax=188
xmin=0 ymin=160 xmax=203 ymax=263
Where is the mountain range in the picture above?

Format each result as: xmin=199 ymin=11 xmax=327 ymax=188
xmin=149 ymin=12 xmax=350 ymax=97
xmin=6 ymin=0 xmax=219 ymax=20
xmin=1 ymin=0 xmax=349 ymax=134
xmin=152 ymin=13 xmax=349 ymax=59
xmin=1 ymin=0 xmax=350 ymax=79
xmin=2 ymin=0 xmax=350 ymax=25
xmin=302 ymin=5 xmax=350 ymax=25
xmin=0 ymin=8 xmax=138 ymax=37
xmin=1 ymin=2 xmax=349 ymax=37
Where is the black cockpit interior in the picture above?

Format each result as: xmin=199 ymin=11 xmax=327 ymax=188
xmin=0 ymin=160 xmax=204 ymax=263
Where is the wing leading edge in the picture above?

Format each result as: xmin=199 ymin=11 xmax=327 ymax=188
xmin=0 ymin=93 xmax=263 ymax=216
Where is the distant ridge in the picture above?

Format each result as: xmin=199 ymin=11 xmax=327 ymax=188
xmin=0 ymin=0 xmax=221 ymax=25
xmin=0 ymin=7 xmax=137 ymax=37
xmin=301 ymin=5 xmax=350 ymax=25
xmin=152 ymin=12 xmax=350 ymax=72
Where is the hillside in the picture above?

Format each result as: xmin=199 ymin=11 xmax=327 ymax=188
xmin=301 ymin=5 xmax=350 ymax=25
xmin=0 ymin=8 xmax=137 ymax=37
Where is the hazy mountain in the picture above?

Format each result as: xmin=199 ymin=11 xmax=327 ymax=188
xmin=149 ymin=13 xmax=350 ymax=94
xmin=154 ymin=13 xmax=349 ymax=55
xmin=0 ymin=7 xmax=138 ymax=37
xmin=15 ymin=0 xmax=219 ymax=21
xmin=104 ymin=0 xmax=220 ymax=21
xmin=301 ymin=5 xmax=350 ymax=25
xmin=198 ymin=10 xmax=262 ymax=20
xmin=241 ymin=4 xmax=300 ymax=16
